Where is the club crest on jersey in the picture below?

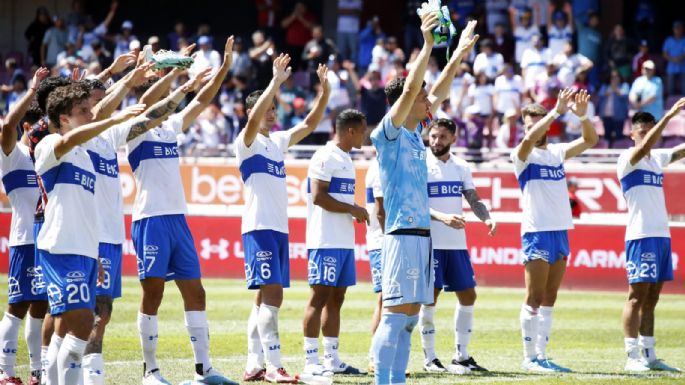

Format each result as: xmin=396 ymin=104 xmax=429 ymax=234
xmin=7 ymin=277 xmax=21 ymax=297
xmin=66 ymin=271 xmax=86 ymax=283
xmin=307 ymin=260 xmax=320 ymax=280
xmin=47 ymin=284 xmax=62 ymax=305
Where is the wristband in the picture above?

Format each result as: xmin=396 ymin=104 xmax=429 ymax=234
xmin=550 ymin=110 xmax=560 ymax=119
xmin=579 ymin=114 xmax=589 ymax=122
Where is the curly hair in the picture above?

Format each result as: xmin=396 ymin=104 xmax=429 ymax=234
xmin=36 ymin=76 xmax=72 ymax=112
xmin=46 ymin=83 xmax=91 ymax=129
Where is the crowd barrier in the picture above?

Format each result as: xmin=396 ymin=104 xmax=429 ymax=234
xmin=0 ymin=214 xmax=682 ymax=294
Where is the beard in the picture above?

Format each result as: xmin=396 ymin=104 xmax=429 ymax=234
xmin=430 ymin=144 xmax=451 ymax=157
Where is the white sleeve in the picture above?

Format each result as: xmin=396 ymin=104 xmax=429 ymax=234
xmin=34 ymin=135 xmax=61 ymax=175
xmin=616 ymin=150 xmax=634 ymax=179
xmin=162 ymin=112 xmax=185 ymax=135
xmin=271 ymin=130 xmax=293 ymax=153
xmin=372 ymin=164 xmax=383 ymax=198
xmin=548 ymin=143 xmax=568 ymax=162
xmin=234 ymin=130 xmax=254 ymax=162
xmin=653 ymin=149 xmax=673 ymax=168
xmin=463 ymin=163 xmax=475 ymax=190
xmin=93 ymin=23 xmax=107 ymax=36
xmin=510 ymin=146 xmax=528 ymax=175
xmin=308 ymin=151 xmax=334 ymax=182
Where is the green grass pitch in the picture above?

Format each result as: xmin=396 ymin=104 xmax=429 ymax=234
xmin=4 ymin=277 xmax=684 ymax=384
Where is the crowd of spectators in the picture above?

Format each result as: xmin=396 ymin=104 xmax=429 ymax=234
xmin=2 ymin=0 xmax=685 ymax=157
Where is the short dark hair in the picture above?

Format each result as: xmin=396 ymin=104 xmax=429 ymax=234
xmin=20 ymin=101 xmax=44 ymax=127
xmin=384 ymin=77 xmax=426 ymax=106
xmin=78 ymin=78 xmax=106 ymax=92
xmin=46 ymin=83 xmax=90 ymax=129
xmin=36 ymin=76 xmax=72 ymax=112
xmin=335 ymin=109 xmax=366 ymax=134
xmin=631 ymin=111 xmax=656 ymax=125
xmin=429 ymin=118 xmax=456 ymax=135
xmin=245 ymin=90 xmax=265 ymax=110
xmin=133 ymin=77 xmax=160 ymax=99
xmin=521 ymin=103 xmax=548 ymax=119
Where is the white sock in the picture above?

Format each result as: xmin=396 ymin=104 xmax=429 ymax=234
xmin=25 ymin=315 xmax=44 ymax=372
xmin=419 ymin=305 xmax=436 ymax=363
xmin=455 ymin=304 xmax=474 ymax=361
xmin=40 ymin=345 xmax=49 ymax=384
xmin=0 ymin=312 xmax=22 ymax=376
xmin=44 ymin=335 xmax=62 ymax=385
xmin=303 ymin=337 xmax=319 ymax=366
xmin=625 ymin=337 xmax=640 ymax=359
xmin=322 ymin=336 xmax=340 ymax=368
xmin=639 ymin=335 xmax=657 ymax=363
xmin=257 ymin=304 xmax=282 ymax=370
xmin=57 ymin=334 xmax=87 ymax=385
xmin=184 ymin=311 xmax=211 ymax=374
xmin=246 ymin=304 xmax=263 ymax=370
xmin=536 ymin=306 xmax=553 ymax=359
xmin=137 ymin=312 xmax=159 ymax=374
xmin=82 ymin=353 xmax=105 ymax=385
xmin=519 ymin=305 xmax=538 ymax=360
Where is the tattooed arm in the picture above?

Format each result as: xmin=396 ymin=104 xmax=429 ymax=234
xmin=125 ymin=71 xmax=208 ymax=142
xmin=463 ymin=189 xmax=497 ymax=236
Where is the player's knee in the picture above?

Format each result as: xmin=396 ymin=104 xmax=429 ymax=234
xmin=642 ymin=291 xmax=660 ymax=309
xmin=525 ymin=293 xmax=544 ymax=307
xmin=95 ymin=297 xmax=113 ymax=327
xmin=328 ymin=290 xmax=346 ymax=307
xmin=65 ymin=310 xmax=95 ymax=340
xmin=308 ymin=288 xmax=330 ymax=309
xmin=7 ymin=302 xmax=30 ymax=318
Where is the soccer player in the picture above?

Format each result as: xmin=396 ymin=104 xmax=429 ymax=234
xmin=618 ymin=99 xmax=685 ymax=372
xmin=364 ymin=156 xmax=383 ymax=373
xmin=512 ymin=88 xmax=597 ymax=373
xmin=128 ymin=36 xmax=237 ymax=385
xmin=369 ymin=10 xmax=479 ymax=385
xmin=236 ymin=55 xmax=330 ymax=383
xmin=37 ymin=83 xmax=145 ymax=385
xmin=78 ymin=63 xmax=203 ymax=385
xmin=419 ymin=118 xmax=496 ymax=374
xmin=303 ymin=109 xmax=368 ymax=376
xmin=0 ymin=67 xmax=49 ymax=385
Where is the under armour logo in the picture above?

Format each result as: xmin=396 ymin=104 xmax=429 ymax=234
xmin=200 ymin=238 xmax=230 ymax=260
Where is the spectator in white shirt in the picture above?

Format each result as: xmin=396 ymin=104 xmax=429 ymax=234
xmin=520 ymin=33 xmax=550 ymax=92
xmin=494 ymin=64 xmax=524 ymax=121
xmin=547 ymin=8 xmax=573 ymax=58
xmin=468 ymin=72 xmax=496 ymax=146
xmin=190 ymin=35 xmax=221 ymax=76
xmin=553 ymin=40 xmax=593 ymax=88
xmin=450 ymin=63 xmax=475 ymax=117
xmin=473 ymin=39 xmax=504 ymax=81
xmin=511 ymin=7 xmax=540 ymax=65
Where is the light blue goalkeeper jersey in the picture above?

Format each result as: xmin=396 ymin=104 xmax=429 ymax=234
xmin=370 ymin=112 xmax=430 ymax=233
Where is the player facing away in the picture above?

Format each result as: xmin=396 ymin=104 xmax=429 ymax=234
xmin=303 ymin=109 xmax=369 ymax=376
xmin=0 ymin=68 xmax=49 ymax=385
xmin=369 ymin=11 xmax=479 ymax=385
xmin=618 ymin=100 xmax=685 ymax=373
xmin=419 ymin=118 xmax=496 ymax=374
xmin=130 ymin=37 xmax=238 ymax=385
xmin=79 ymin=63 xmax=205 ymax=385
xmin=512 ymin=88 xmax=598 ymax=373
xmin=36 ymin=83 xmax=145 ymax=385
xmin=364 ymin=157 xmax=384 ymax=373
xmin=237 ymin=55 xmax=330 ymax=383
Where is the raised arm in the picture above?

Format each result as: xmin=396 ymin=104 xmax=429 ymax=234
xmin=177 ymin=37 xmax=234 ymax=132
xmin=125 ymin=68 xmax=210 ymax=142
xmin=243 ymin=54 xmax=292 ymax=147
xmin=463 ymin=189 xmax=496 ymax=235
xmin=428 ymin=20 xmax=479 ymax=115
xmin=54 ymin=104 xmax=145 ymax=159
xmin=95 ymin=52 xmax=136 ymax=83
xmin=389 ymin=11 xmax=439 ymax=128
xmin=629 ymin=97 xmax=685 ymax=165
xmin=93 ymin=63 xmax=155 ymax=121
xmin=311 ymin=178 xmax=369 ymax=224
xmin=564 ymin=89 xmax=599 ymax=159
xmin=1 ymin=67 xmax=49 ymax=155
xmin=515 ymin=87 xmax=575 ymax=162
xmin=288 ymin=64 xmax=331 ymax=146
xmin=670 ymin=141 xmax=685 ymax=164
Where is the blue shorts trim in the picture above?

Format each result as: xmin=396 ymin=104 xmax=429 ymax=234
xmin=381 ymin=234 xmax=434 ymax=307
xmin=433 ymin=249 xmax=476 ymax=292
xmin=243 ymin=230 xmax=290 ymax=289
xmin=308 ymin=249 xmax=356 ymax=287
xmin=368 ymin=249 xmax=382 ymax=293
xmin=96 ymin=243 xmax=122 ymax=299
xmin=626 ymin=237 xmax=673 ymax=284
xmin=41 ymin=251 xmax=97 ymax=316
xmin=521 ymin=230 xmax=569 ymax=265
xmin=132 ymin=215 xmax=201 ymax=281
xmin=8 ymin=245 xmax=46 ymax=303
xmin=33 ymin=220 xmax=47 ymax=297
